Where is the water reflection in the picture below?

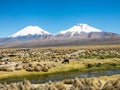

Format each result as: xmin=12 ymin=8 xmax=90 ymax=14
xmin=1 ymin=69 xmax=120 ymax=84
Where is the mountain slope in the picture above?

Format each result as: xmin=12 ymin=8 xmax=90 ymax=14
xmin=56 ymin=24 xmax=102 ymax=37
xmin=1 ymin=36 xmax=120 ymax=48
xmin=0 ymin=24 xmax=120 ymax=47
xmin=0 ymin=26 xmax=53 ymax=44
xmin=10 ymin=26 xmax=51 ymax=38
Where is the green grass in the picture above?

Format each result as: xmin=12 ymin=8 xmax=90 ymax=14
xmin=0 ymin=59 xmax=120 ymax=81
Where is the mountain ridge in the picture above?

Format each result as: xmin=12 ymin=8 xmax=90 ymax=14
xmin=0 ymin=23 xmax=120 ymax=48
xmin=9 ymin=24 xmax=102 ymax=38
xmin=56 ymin=24 xmax=102 ymax=37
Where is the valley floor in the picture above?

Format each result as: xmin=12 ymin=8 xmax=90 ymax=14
xmin=0 ymin=45 xmax=120 ymax=89
xmin=0 ymin=58 xmax=120 ymax=82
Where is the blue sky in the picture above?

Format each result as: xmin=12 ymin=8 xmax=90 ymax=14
xmin=0 ymin=0 xmax=120 ymax=37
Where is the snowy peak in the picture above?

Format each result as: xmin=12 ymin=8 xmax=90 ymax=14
xmin=56 ymin=24 xmax=102 ymax=36
xmin=10 ymin=26 xmax=51 ymax=38
xmin=75 ymin=24 xmax=102 ymax=33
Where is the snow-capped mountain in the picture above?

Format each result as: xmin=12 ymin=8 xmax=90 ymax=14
xmin=10 ymin=26 xmax=51 ymax=38
xmin=0 ymin=24 xmax=120 ymax=47
xmin=56 ymin=24 xmax=102 ymax=37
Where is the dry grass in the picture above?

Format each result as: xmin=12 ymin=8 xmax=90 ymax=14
xmin=1 ymin=74 xmax=120 ymax=90
xmin=0 ymin=58 xmax=120 ymax=80
xmin=0 ymin=45 xmax=120 ymax=82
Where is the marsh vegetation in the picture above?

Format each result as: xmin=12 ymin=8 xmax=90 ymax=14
xmin=0 ymin=75 xmax=120 ymax=90
xmin=0 ymin=45 xmax=120 ymax=89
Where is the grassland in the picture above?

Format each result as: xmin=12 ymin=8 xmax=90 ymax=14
xmin=0 ymin=72 xmax=120 ymax=90
xmin=0 ymin=45 xmax=120 ymax=82
xmin=0 ymin=58 xmax=120 ymax=81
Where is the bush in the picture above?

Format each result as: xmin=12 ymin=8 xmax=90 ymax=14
xmin=15 ymin=65 xmax=23 ymax=70
xmin=34 ymin=66 xmax=42 ymax=71
xmin=98 ymin=55 xmax=105 ymax=59
xmin=102 ymin=83 xmax=115 ymax=90
xmin=54 ymin=82 xmax=66 ymax=90
xmin=2 ymin=66 xmax=15 ymax=72
xmin=72 ymin=78 xmax=84 ymax=89
xmin=42 ymin=66 xmax=48 ymax=72
xmin=109 ymin=63 xmax=117 ymax=66
xmin=48 ymin=85 xmax=58 ymax=90
xmin=63 ymin=79 xmax=73 ymax=84
xmin=25 ymin=67 xmax=34 ymax=71
xmin=87 ymin=63 xmax=94 ymax=68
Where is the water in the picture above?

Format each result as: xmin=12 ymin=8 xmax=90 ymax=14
xmin=1 ymin=69 xmax=120 ymax=84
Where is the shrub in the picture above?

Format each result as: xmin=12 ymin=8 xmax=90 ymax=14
xmin=102 ymin=83 xmax=115 ymax=90
xmin=63 ymin=79 xmax=73 ymax=84
xmin=22 ymin=79 xmax=31 ymax=90
xmin=72 ymin=78 xmax=84 ymax=89
xmin=48 ymin=85 xmax=58 ymax=90
xmin=54 ymin=82 xmax=66 ymax=90
xmin=34 ymin=66 xmax=42 ymax=71
xmin=87 ymin=63 xmax=94 ymax=68
xmin=25 ymin=67 xmax=34 ymax=71
xmin=9 ymin=83 xmax=19 ymax=90
xmin=113 ymin=78 xmax=120 ymax=89
xmin=96 ymin=62 xmax=103 ymax=67
xmin=3 ymin=66 xmax=15 ymax=72
xmin=98 ymin=55 xmax=105 ymax=59
xmin=42 ymin=66 xmax=48 ymax=72
xmin=15 ymin=65 xmax=23 ymax=70
xmin=109 ymin=63 xmax=117 ymax=66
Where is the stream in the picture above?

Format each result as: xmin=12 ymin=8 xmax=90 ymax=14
xmin=1 ymin=68 xmax=120 ymax=84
